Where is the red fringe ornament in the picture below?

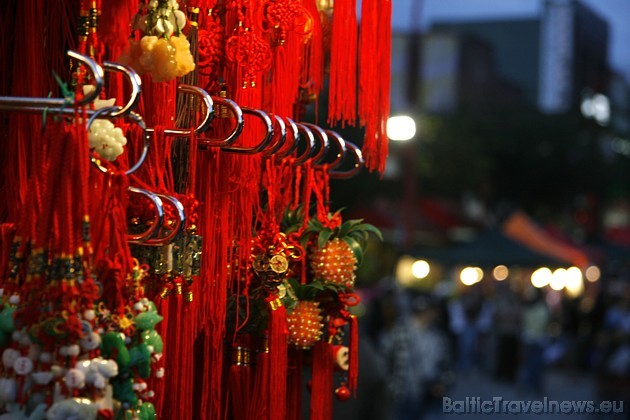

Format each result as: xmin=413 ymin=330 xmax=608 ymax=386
xmin=328 ymin=0 xmax=358 ymax=126
xmin=286 ymin=349 xmax=303 ymax=420
xmin=301 ymin=0 xmax=324 ymax=100
xmin=359 ymin=0 xmax=392 ymax=173
xmin=348 ymin=314 xmax=359 ymax=396
xmin=310 ymin=341 xmax=334 ymax=420
xmin=267 ymin=295 xmax=288 ymax=419
xmin=229 ymin=342 xmax=252 ymax=420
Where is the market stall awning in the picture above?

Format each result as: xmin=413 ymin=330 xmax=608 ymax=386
xmin=502 ymin=211 xmax=590 ymax=268
xmin=414 ymin=228 xmax=564 ymax=267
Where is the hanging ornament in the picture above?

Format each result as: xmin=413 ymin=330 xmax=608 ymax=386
xmin=286 ymin=300 xmax=323 ymax=348
xmin=305 ymin=211 xmax=382 ymax=289
xmin=120 ymin=0 xmax=196 ymax=82
xmin=226 ymin=28 xmax=272 ymax=88
xmin=84 ymin=84 xmax=127 ymax=162
xmin=264 ymin=0 xmax=312 ymax=46
xmin=197 ymin=10 xmax=224 ymax=78
xmin=225 ymin=0 xmax=272 ymax=89
xmin=334 ymin=381 xmax=351 ymax=401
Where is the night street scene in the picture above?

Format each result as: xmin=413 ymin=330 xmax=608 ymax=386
xmin=325 ymin=0 xmax=630 ymax=419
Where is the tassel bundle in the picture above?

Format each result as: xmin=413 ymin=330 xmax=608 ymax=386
xmin=0 ymin=0 xmax=392 ymax=418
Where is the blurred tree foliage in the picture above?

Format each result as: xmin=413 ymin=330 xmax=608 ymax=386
xmin=331 ymin=105 xmax=630 ymax=223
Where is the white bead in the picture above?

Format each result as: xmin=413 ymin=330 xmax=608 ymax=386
xmin=95 ymin=359 xmax=118 ymax=378
xmin=174 ymin=10 xmax=186 ymax=30
xmin=164 ymin=20 xmax=175 ymax=37
xmin=0 ymin=378 xmax=17 ymax=402
xmin=80 ymin=332 xmax=101 ymax=351
xmin=83 ymin=309 xmax=95 ymax=321
xmin=74 ymin=359 xmax=92 ymax=374
xmin=154 ymin=18 xmax=166 ymax=35
xmin=2 ymin=349 xmax=19 ymax=368
xmin=50 ymin=365 xmax=64 ymax=377
xmin=65 ymin=369 xmax=86 ymax=389
xmin=66 ymin=344 xmax=80 ymax=357
xmin=92 ymin=373 xmax=107 ymax=389
xmin=13 ymin=356 xmax=33 ymax=375
xmin=31 ymin=371 xmax=54 ymax=385
xmin=133 ymin=382 xmax=148 ymax=391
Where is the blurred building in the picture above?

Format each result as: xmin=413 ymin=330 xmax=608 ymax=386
xmin=608 ymin=71 xmax=630 ymax=136
xmin=392 ymin=0 xmax=610 ymax=115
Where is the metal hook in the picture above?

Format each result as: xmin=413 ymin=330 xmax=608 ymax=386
xmin=102 ymin=61 xmax=142 ymax=117
xmin=300 ymin=122 xmax=329 ymax=164
xmin=145 ymin=85 xmax=214 ymax=137
xmin=142 ymin=194 xmax=186 ymax=246
xmin=87 ymin=106 xmax=150 ymax=176
xmin=317 ymin=130 xmax=347 ymax=169
xmin=262 ymin=115 xmax=287 ymax=157
xmin=274 ymin=117 xmax=300 ymax=158
xmin=0 ymin=50 xmax=104 ymax=111
xmin=127 ymin=186 xmax=165 ymax=243
xmin=329 ymin=141 xmax=363 ymax=179
xmin=219 ymin=107 xmax=274 ymax=154
xmin=198 ymin=97 xmax=244 ymax=147
xmin=293 ymin=123 xmax=317 ymax=165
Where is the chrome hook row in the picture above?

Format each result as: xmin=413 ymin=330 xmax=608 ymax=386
xmin=0 ymin=51 xmax=365 ymax=246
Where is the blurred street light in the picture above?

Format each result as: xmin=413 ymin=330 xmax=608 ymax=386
xmin=550 ymin=268 xmax=567 ymax=291
xmin=411 ymin=259 xmax=431 ymax=279
xmin=531 ymin=267 xmax=552 ymax=288
xmin=581 ymin=91 xmax=610 ymax=126
xmin=585 ymin=265 xmax=601 ymax=282
xmin=387 ymin=115 xmax=417 ymax=141
xmin=460 ymin=266 xmax=483 ymax=286
xmin=493 ymin=265 xmax=509 ymax=281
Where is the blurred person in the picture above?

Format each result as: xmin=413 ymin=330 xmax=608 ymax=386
xmin=448 ymin=285 xmax=494 ymax=374
xmin=493 ymin=284 xmax=522 ymax=382
xmin=595 ymin=285 xmax=630 ymax=409
xmin=411 ymin=293 xmax=454 ymax=418
xmin=519 ymin=287 xmax=550 ymax=395
xmin=379 ymin=290 xmax=451 ymax=420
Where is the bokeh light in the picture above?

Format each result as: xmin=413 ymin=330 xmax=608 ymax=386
xmin=411 ymin=260 xmax=430 ymax=279
xmin=460 ymin=267 xmax=483 ymax=286
xmin=531 ymin=267 xmax=552 ymax=288
xmin=585 ymin=265 xmax=601 ymax=282
xmin=386 ymin=116 xmax=416 ymax=141
xmin=550 ymin=268 xmax=567 ymax=291
xmin=493 ymin=265 xmax=509 ymax=281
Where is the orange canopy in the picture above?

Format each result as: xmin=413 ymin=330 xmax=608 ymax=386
xmin=502 ymin=211 xmax=590 ymax=268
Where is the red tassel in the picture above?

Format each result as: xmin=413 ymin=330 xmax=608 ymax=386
xmin=249 ymin=296 xmax=288 ymax=420
xmin=328 ymin=0 xmax=358 ymax=126
xmin=249 ymin=341 xmax=269 ymax=420
xmin=310 ymin=341 xmax=334 ymax=420
xmin=348 ymin=315 xmax=359 ymax=396
xmin=229 ymin=344 xmax=252 ymax=420
xmin=286 ymin=349 xmax=303 ymax=420
xmin=0 ymin=224 xmax=16 ymax=284
xmin=270 ymin=35 xmax=302 ymax=117
xmin=302 ymin=0 xmax=324 ymax=99
xmin=359 ymin=0 xmax=392 ymax=174
xmin=266 ymin=295 xmax=288 ymax=420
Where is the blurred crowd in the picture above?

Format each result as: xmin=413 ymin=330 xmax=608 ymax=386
xmin=334 ymin=274 xmax=630 ymax=420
